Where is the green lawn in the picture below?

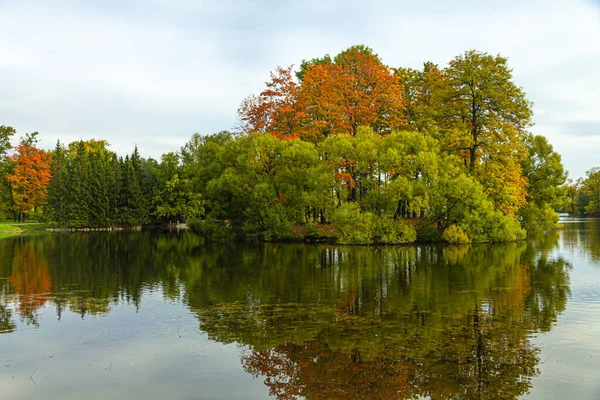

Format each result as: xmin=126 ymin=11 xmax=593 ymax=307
xmin=0 ymin=222 xmax=20 ymax=231
xmin=0 ymin=222 xmax=20 ymax=238
xmin=0 ymin=221 xmax=51 ymax=238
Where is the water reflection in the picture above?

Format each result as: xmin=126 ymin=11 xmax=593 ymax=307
xmin=0 ymin=229 xmax=574 ymax=399
xmin=561 ymin=218 xmax=600 ymax=262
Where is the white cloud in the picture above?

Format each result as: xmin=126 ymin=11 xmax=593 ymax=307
xmin=0 ymin=0 xmax=598 ymax=173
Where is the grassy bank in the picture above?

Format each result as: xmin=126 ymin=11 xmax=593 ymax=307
xmin=0 ymin=221 xmax=51 ymax=238
xmin=0 ymin=222 xmax=20 ymax=238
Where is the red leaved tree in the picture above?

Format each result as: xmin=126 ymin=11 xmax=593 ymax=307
xmin=6 ymin=144 xmax=52 ymax=221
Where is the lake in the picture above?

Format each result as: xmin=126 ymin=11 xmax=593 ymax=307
xmin=0 ymin=219 xmax=599 ymax=399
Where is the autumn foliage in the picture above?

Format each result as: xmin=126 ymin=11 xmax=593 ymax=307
xmin=231 ymin=45 xmax=563 ymax=242
xmin=9 ymin=243 xmax=52 ymax=318
xmin=239 ymin=46 xmax=407 ymax=142
xmin=6 ymin=144 xmax=52 ymax=221
xmin=0 ymin=45 xmax=567 ymax=240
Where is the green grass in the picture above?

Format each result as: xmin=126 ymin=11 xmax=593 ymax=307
xmin=0 ymin=221 xmax=51 ymax=238
xmin=0 ymin=222 xmax=20 ymax=232
xmin=0 ymin=222 xmax=21 ymax=238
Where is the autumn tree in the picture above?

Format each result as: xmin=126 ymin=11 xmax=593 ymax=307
xmin=441 ymin=50 xmax=532 ymax=214
xmin=6 ymin=143 xmax=52 ymax=221
xmin=239 ymin=46 xmax=407 ymax=143
xmin=298 ymin=45 xmax=407 ymax=140
xmin=238 ymin=66 xmax=304 ymax=139
xmin=395 ymin=61 xmax=449 ymax=134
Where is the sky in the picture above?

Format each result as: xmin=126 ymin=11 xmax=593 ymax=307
xmin=0 ymin=0 xmax=599 ymax=178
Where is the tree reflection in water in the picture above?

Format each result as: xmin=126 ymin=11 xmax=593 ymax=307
xmin=0 ymin=229 xmax=574 ymax=399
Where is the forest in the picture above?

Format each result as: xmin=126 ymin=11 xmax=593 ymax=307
xmin=0 ymin=46 xmax=597 ymax=244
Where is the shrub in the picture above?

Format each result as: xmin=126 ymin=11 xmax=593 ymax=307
xmin=462 ymin=207 xmax=526 ymax=243
xmin=188 ymin=217 xmax=233 ymax=242
xmin=262 ymin=210 xmax=297 ymax=241
xmin=519 ymin=203 xmax=559 ymax=236
xmin=373 ymin=217 xmax=417 ymax=244
xmin=417 ymin=226 xmax=442 ymax=243
xmin=305 ymin=223 xmax=328 ymax=240
xmin=442 ymin=224 xmax=470 ymax=244
xmin=330 ymin=203 xmax=374 ymax=244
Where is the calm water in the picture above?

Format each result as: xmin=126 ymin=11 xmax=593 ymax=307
xmin=0 ymin=220 xmax=598 ymax=399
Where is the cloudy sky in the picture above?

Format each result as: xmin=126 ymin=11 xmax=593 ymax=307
xmin=1 ymin=0 xmax=598 ymax=178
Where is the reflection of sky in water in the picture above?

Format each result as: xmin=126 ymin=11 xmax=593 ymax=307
xmin=0 ymin=223 xmax=599 ymax=399
xmin=0 ymin=289 xmax=269 ymax=399
xmin=524 ymin=220 xmax=600 ymax=400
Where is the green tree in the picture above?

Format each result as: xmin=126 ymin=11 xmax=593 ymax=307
xmin=153 ymin=152 xmax=203 ymax=223
xmin=441 ymin=50 xmax=532 ymax=215
xmin=582 ymin=167 xmax=600 ymax=216
xmin=44 ymin=141 xmax=70 ymax=225
xmin=0 ymin=125 xmax=16 ymax=218
xmin=519 ymin=134 xmax=566 ymax=234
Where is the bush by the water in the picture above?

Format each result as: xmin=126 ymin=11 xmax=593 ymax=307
xmin=373 ymin=217 xmax=417 ymax=244
xmin=188 ymin=218 xmax=233 ymax=242
xmin=442 ymin=224 xmax=470 ymax=244
xmin=330 ymin=203 xmax=374 ymax=244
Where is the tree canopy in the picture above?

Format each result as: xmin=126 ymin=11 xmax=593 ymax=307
xmin=0 ymin=45 xmax=578 ymax=241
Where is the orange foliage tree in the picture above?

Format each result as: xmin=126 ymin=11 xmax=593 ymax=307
xmin=238 ymin=66 xmax=305 ymax=139
xmin=238 ymin=46 xmax=407 ymax=143
xmin=6 ymin=144 xmax=52 ymax=221
xmin=10 ymin=243 xmax=52 ymax=322
xmin=299 ymin=46 xmax=407 ymax=140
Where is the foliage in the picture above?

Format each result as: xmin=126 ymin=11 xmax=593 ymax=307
xmin=44 ymin=140 xmax=158 ymax=227
xmin=6 ymin=144 xmax=52 ymax=222
xmin=442 ymin=224 xmax=470 ymax=244
xmin=417 ymin=226 xmax=442 ymax=243
xmin=188 ymin=217 xmax=233 ymax=243
xmin=461 ymin=206 xmax=526 ymax=243
xmin=330 ymin=203 xmax=374 ymax=244
xmin=1 ymin=45 xmax=573 ymax=238
xmin=581 ymin=167 xmax=600 ymax=216
xmin=373 ymin=217 xmax=417 ymax=244
xmin=520 ymin=204 xmax=560 ymax=235
xmin=519 ymin=134 xmax=566 ymax=232
xmin=239 ymin=45 xmax=406 ymax=142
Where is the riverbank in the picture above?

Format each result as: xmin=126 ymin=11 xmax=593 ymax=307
xmin=0 ymin=222 xmax=20 ymax=237
xmin=0 ymin=222 xmax=52 ymax=238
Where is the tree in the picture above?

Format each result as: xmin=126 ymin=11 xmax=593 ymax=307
xmin=582 ymin=167 xmax=600 ymax=216
xmin=441 ymin=50 xmax=532 ymax=214
xmin=0 ymin=125 xmax=15 ymax=156
xmin=0 ymin=125 xmax=16 ymax=217
xmin=6 ymin=144 xmax=52 ymax=221
xmin=519 ymin=134 xmax=566 ymax=234
xmin=238 ymin=67 xmax=304 ymax=138
xmin=395 ymin=61 xmax=448 ymax=133
xmin=44 ymin=141 xmax=70 ymax=225
xmin=153 ymin=152 xmax=203 ymax=223
xmin=298 ymin=45 xmax=407 ymax=140
xmin=561 ymin=178 xmax=582 ymax=216
xmin=239 ymin=46 xmax=407 ymax=143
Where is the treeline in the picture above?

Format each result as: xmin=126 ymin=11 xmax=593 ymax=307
xmin=0 ymin=45 xmax=578 ymax=243
xmin=44 ymin=140 xmax=202 ymax=227
xmin=562 ymin=169 xmax=600 ymax=217
xmin=0 ymin=131 xmax=201 ymax=227
xmin=186 ymin=46 xmax=566 ymax=243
